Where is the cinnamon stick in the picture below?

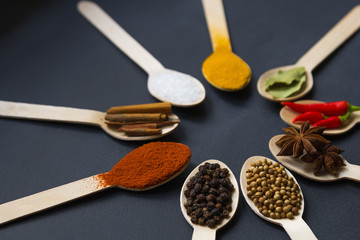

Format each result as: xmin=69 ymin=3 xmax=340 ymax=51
xmin=105 ymin=119 xmax=180 ymax=126
xmin=107 ymin=102 xmax=171 ymax=114
xmin=105 ymin=113 xmax=167 ymax=122
xmin=122 ymin=128 xmax=162 ymax=136
xmin=119 ymin=123 xmax=157 ymax=131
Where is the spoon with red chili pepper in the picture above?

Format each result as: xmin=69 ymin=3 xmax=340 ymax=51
xmin=280 ymin=100 xmax=360 ymax=135
xmin=0 ymin=142 xmax=191 ymax=225
xmin=257 ymin=5 xmax=360 ymax=102
xmin=269 ymin=136 xmax=360 ymax=182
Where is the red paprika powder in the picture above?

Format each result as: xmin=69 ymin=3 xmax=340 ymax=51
xmin=98 ymin=142 xmax=191 ymax=190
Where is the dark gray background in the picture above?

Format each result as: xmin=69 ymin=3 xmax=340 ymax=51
xmin=1 ymin=0 xmax=359 ymax=239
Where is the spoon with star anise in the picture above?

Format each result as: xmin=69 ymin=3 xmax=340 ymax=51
xmin=268 ymin=122 xmax=360 ymax=182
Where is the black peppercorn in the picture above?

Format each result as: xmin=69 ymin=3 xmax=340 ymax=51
xmin=184 ymin=163 xmax=234 ymax=229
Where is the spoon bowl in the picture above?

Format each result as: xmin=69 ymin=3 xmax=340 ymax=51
xmin=0 ymin=142 xmax=191 ymax=225
xmin=240 ymin=156 xmax=317 ymax=240
xmin=0 ymin=100 xmax=180 ymax=141
xmin=280 ymin=99 xmax=360 ymax=135
xmin=180 ymin=159 xmax=239 ymax=240
xmin=148 ymin=69 xmax=206 ymax=106
xmin=257 ymin=65 xmax=313 ymax=102
xmin=269 ymin=135 xmax=360 ymax=182
xmin=202 ymin=51 xmax=251 ymax=91
xmin=257 ymin=5 xmax=360 ymax=101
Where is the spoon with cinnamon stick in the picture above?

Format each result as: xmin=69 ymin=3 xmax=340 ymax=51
xmin=0 ymin=142 xmax=191 ymax=225
xmin=0 ymin=100 xmax=179 ymax=141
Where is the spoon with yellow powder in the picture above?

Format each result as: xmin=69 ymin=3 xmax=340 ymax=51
xmin=257 ymin=5 xmax=360 ymax=101
xmin=201 ymin=0 xmax=251 ymax=91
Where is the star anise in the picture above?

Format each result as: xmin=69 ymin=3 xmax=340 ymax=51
xmin=276 ymin=121 xmax=330 ymax=158
xmin=301 ymin=144 xmax=345 ymax=175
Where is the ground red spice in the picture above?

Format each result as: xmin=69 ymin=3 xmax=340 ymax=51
xmin=98 ymin=142 xmax=191 ymax=189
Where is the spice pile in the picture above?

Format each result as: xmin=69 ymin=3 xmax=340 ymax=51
xmin=265 ymin=67 xmax=306 ymax=98
xmin=104 ymin=102 xmax=179 ymax=136
xmin=283 ymin=100 xmax=360 ymax=129
xmin=245 ymin=158 xmax=302 ymax=220
xmin=98 ymin=142 xmax=191 ymax=189
xmin=276 ymin=121 xmax=345 ymax=175
xmin=183 ymin=162 xmax=234 ymax=228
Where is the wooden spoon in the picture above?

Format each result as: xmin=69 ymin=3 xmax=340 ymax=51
xmin=180 ymin=159 xmax=239 ymax=240
xmin=0 ymin=100 xmax=179 ymax=141
xmin=280 ymin=100 xmax=360 ymax=135
xmin=0 ymin=143 xmax=190 ymax=225
xmin=257 ymin=5 xmax=360 ymax=102
xmin=201 ymin=0 xmax=251 ymax=91
xmin=77 ymin=1 xmax=205 ymax=107
xmin=269 ymin=135 xmax=360 ymax=182
xmin=240 ymin=156 xmax=317 ymax=240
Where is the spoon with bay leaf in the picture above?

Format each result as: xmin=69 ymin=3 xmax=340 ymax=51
xmin=240 ymin=156 xmax=317 ymax=240
xmin=269 ymin=136 xmax=360 ymax=182
xmin=180 ymin=159 xmax=239 ymax=240
xmin=0 ymin=142 xmax=191 ymax=225
xmin=77 ymin=1 xmax=205 ymax=107
xmin=280 ymin=100 xmax=360 ymax=135
xmin=257 ymin=5 xmax=360 ymax=102
xmin=0 ymin=100 xmax=179 ymax=141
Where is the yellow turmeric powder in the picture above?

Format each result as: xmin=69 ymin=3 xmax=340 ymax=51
xmin=202 ymin=50 xmax=251 ymax=91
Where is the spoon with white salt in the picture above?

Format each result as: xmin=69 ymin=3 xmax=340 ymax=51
xmin=240 ymin=156 xmax=317 ymax=240
xmin=269 ymin=135 xmax=360 ymax=182
xmin=0 ymin=100 xmax=179 ymax=141
xmin=257 ymin=5 xmax=360 ymax=102
xmin=77 ymin=1 xmax=205 ymax=107
xmin=180 ymin=159 xmax=239 ymax=240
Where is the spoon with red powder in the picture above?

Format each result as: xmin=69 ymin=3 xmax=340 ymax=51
xmin=0 ymin=142 xmax=191 ymax=225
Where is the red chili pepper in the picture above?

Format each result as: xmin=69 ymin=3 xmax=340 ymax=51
xmin=281 ymin=101 xmax=360 ymax=116
xmin=313 ymin=111 xmax=350 ymax=129
xmin=292 ymin=112 xmax=325 ymax=124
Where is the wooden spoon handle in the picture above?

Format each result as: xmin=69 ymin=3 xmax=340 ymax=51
xmin=0 ymin=175 xmax=108 ymax=225
xmin=201 ymin=0 xmax=231 ymax=52
xmin=0 ymin=100 xmax=104 ymax=126
xmin=344 ymin=163 xmax=360 ymax=182
xmin=282 ymin=217 xmax=317 ymax=240
xmin=192 ymin=226 xmax=216 ymax=240
xmin=77 ymin=1 xmax=164 ymax=75
xmin=296 ymin=5 xmax=360 ymax=71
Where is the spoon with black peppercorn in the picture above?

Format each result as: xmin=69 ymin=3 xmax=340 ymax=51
xmin=180 ymin=159 xmax=239 ymax=240
xmin=240 ymin=156 xmax=317 ymax=240
xmin=0 ymin=142 xmax=191 ymax=225
xmin=0 ymin=100 xmax=179 ymax=141
xmin=269 ymin=136 xmax=360 ymax=182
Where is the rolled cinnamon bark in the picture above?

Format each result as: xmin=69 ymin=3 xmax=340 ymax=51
xmin=105 ymin=113 xmax=167 ymax=122
xmin=123 ymin=128 xmax=162 ymax=136
xmin=107 ymin=102 xmax=171 ymax=114
xmin=119 ymin=123 xmax=157 ymax=131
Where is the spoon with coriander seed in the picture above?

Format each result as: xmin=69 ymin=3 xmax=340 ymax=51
xmin=201 ymin=0 xmax=251 ymax=91
xmin=269 ymin=135 xmax=360 ymax=182
xmin=0 ymin=142 xmax=191 ymax=225
xmin=280 ymin=100 xmax=360 ymax=135
xmin=240 ymin=156 xmax=318 ymax=240
xmin=77 ymin=1 xmax=205 ymax=107
xmin=257 ymin=5 xmax=360 ymax=101
xmin=0 ymin=100 xmax=180 ymax=141
xmin=180 ymin=159 xmax=239 ymax=240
